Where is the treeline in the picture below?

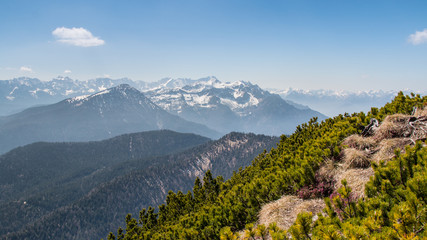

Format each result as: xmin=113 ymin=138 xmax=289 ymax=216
xmin=105 ymin=92 xmax=426 ymax=239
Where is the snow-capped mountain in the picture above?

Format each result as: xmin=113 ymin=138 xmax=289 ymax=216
xmin=0 ymin=76 xmax=144 ymax=115
xmin=0 ymin=84 xmax=220 ymax=154
xmin=0 ymin=76 xmax=218 ymax=116
xmin=146 ymin=77 xmax=266 ymax=116
xmin=1 ymin=76 xmax=136 ymax=98
xmin=144 ymin=77 xmax=212 ymax=89
xmin=0 ymin=76 xmax=327 ymax=137
xmin=144 ymin=77 xmax=327 ymax=135
xmin=4 ymin=75 xmax=416 ymax=138
xmin=271 ymin=88 xmax=426 ymax=117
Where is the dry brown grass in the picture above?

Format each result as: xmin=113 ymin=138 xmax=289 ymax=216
xmin=334 ymin=168 xmax=374 ymax=199
xmin=317 ymin=159 xmax=336 ymax=180
xmin=414 ymin=106 xmax=427 ymax=117
xmin=371 ymin=138 xmax=412 ymax=163
xmin=342 ymin=134 xmax=377 ymax=150
xmin=257 ymin=195 xmax=325 ymax=231
xmin=342 ymin=148 xmax=371 ymax=169
xmin=373 ymin=114 xmax=413 ymax=141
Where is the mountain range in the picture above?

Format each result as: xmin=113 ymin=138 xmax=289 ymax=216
xmin=0 ymin=76 xmax=211 ymax=116
xmin=144 ymin=77 xmax=326 ymax=135
xmin=0 ymin=77 xmax=326 ymax=153
xmin=0 ymin=76 xmax=135 ymax=115
xmin=2 ymin=76 xmax=423 ymax=119
xmin=272 ymin=88 xmax=426 ymax=116
xmin=0 ymin=84 xmax=220 ymax=154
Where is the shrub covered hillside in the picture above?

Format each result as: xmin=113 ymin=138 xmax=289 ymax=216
xmin=105 ymin=92 xmax=426 ymax=240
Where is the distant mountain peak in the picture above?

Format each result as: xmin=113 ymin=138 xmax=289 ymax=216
xmin=52 ymin=76 xmax=74 ymax=82
xmin=111 ymin=83 xmax=135 ymax=92
xmin=144 ymin=77 xmax=325 ymax=135
xmin=146 ymin=78 xmax=265 ymax=115
xmin=146 ymin=76 xmax=221 ymax=90
xmin=66 ymin=84 xmax=150 ymax=108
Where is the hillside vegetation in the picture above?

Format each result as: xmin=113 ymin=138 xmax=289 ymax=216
xmin=105 ymin=92 xmax=427 ymax=239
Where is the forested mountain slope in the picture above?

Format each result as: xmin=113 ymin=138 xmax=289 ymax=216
xmin=4 ymin=132 xmax=278 ymax=240
xmin=104 ymin=92 xmax=427 ymax=239
xmin=0 ymin=130 xmax=209 ymax=237
xmin=0 ymin=130 xmax=209 ymax=204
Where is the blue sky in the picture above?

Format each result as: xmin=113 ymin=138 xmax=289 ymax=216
xmin=0 ymin=0 xmax=426 ymax=91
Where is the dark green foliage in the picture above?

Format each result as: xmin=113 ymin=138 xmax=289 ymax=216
xmin=0 ymin=130 xmax=209 ymax=202
xmin=0 ymin=130 xmax=210 ymax=237
xmin=107 ymin=92 xmax=426 ymax=240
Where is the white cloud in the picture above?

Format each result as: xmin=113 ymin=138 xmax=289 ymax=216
xmin=64 ymin=69 xmax=72 ymax=74
xmin=408 ymin=29 xmax=427 ymax=45
xmin=20 ymin=66 xmax=33 ymax=72
xmin=52 ymin=27 xmax=105 ymax=47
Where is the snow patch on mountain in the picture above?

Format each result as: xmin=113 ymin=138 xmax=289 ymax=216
xmin=219 ymin=93 xmax=259 ymax=112
xmin=9 ymin=87 xmax=18 ymax=95
xmin=65 ymin=90 xmax=74 ymax=95
xmin=144 ymin=78 xmax=264 ymax=117
xmin=98 ymin=86 xmax=107 ymax=91
xmin=93 ymin=89 xmax=111 ymax=97
xmin=186 ymin=94 xmax=212 ymax=107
